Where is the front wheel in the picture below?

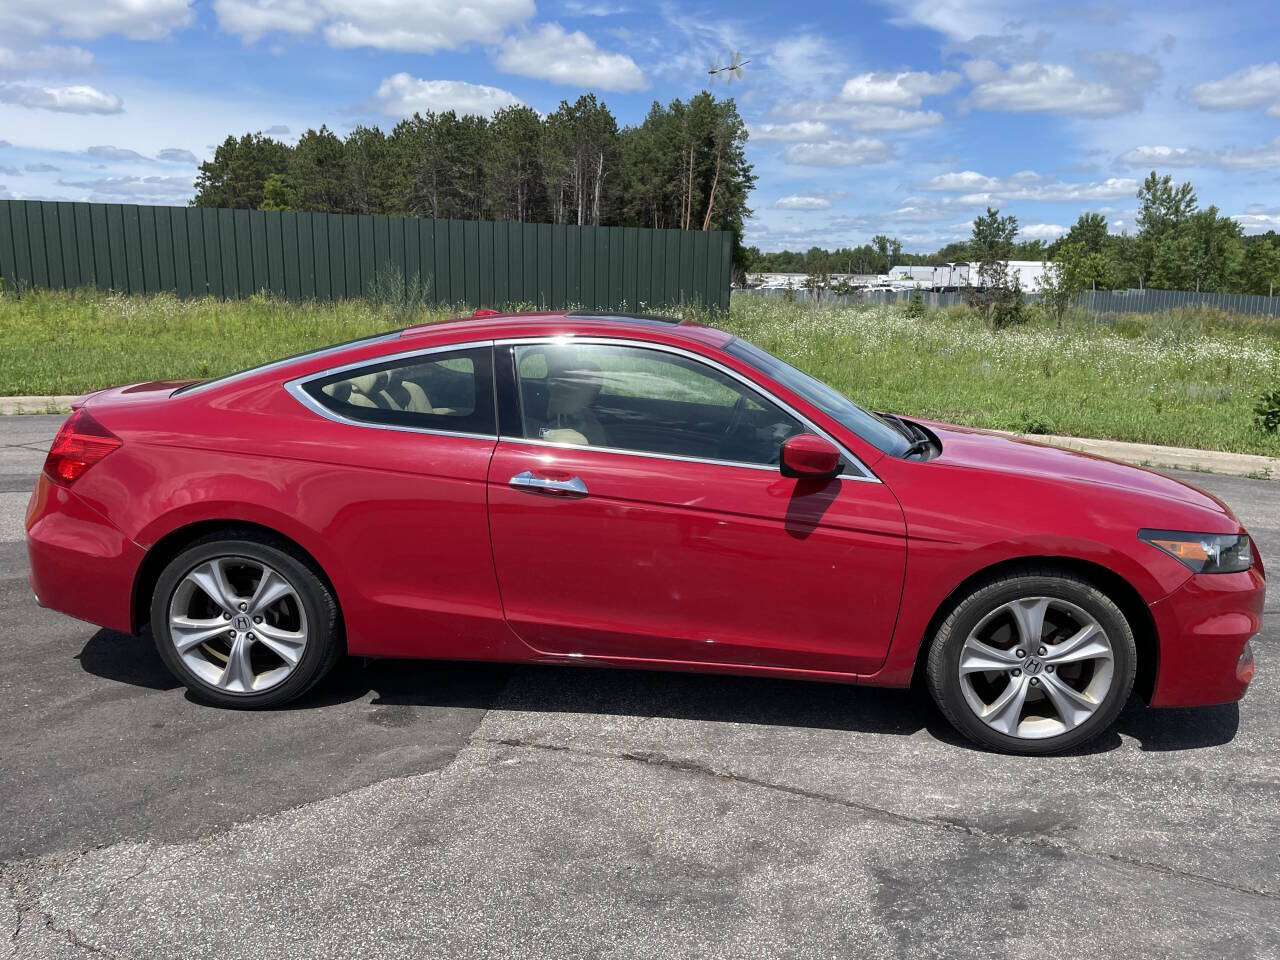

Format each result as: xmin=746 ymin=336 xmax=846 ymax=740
xmin=150 ymin=532 xmax=342 ymax=708
xmin=926 ymin=568 xmax=1136 ymax=754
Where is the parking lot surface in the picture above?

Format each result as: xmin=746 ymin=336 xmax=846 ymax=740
xmin=2 ymin=414 xmax=1277 ymax=959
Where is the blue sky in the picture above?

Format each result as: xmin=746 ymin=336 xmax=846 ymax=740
xmin=1 ymin=0 xmax=1278 ymax=252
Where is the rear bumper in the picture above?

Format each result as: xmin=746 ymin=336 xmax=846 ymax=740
xmin=25 ymin=474 xmax=142 ymax=634
xmin=1148 ymin=567 xmax=1264 ymax=707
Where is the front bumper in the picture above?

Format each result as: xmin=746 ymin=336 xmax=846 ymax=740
xmin=26 ymin=474 xmax=142 ymax=634
xmin=1148 ymin=566 xmax=1265 ymax=707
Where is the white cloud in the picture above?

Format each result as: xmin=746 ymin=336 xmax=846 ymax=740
xmin=0 ymin=44 xmax=94 ymax=72
xmin=750 ymin=121 xmax=830 ymax=142
xmin=923 ymin=169 xmax=1138 ymax=202
xmin=763 ymin=34 xmax=848 ymax=93
xmin=214 ymin=0 xmax=534 ymax=52
xmin=0 ymin=0 xmax=193 ymax=40
xmin=372 ymin=73 xmax=523 ymax=117
xmin=838 ymin=104 xmax=943 ymax=131
xmin=882 ymin=202 xmax=953 ymax=223
xmin=211 ymin=0 xmax=318 ymax=41
xmin=1021 ymin=223 xmax=1067 ymax=240
xmin=922 ymin=170 xmax=1001 ymax=191
xmin=1212 ymin=137 xmax=1280 ymax=169
xmin=770 ymin=100 xmax=942 ymax=131
xmin=782 ymin=138 xmax=894 ymax=167
xmin=879 ymin=0 xmax=1012 ymax=41
xmin=88 ymin=144 xmax=148 ymax=162
xmin=561 ymin=1 xmax=630 ymax=14
xmin=766 ymin=67 xmax=953 ymax=134
xmin=774 ymin=194 xmax=832 ymax=210
xmin=58 ymin=174 xmax=193 ymax=200
xmin=1119 ymin=137 xmax=1280 ymax=171
xmin=157 ymin=148 xmax=199 ymax=164
xmin=1118 ymin=145 xmax=1208 ymax=167
xmin=839 ymin=70 xmax=961 ymax=106
xmin=26 ymin=163 xmax=59 ymax=172
xmin=964 ymin=58 xmax=1154 ymax=116
xmin=1233 ymin=212 xmax=1280 ymax=234
xmin=263 ymin=124 xmax=290 ymax=136
xmin=1188 ymin=62 xmax=1280 ymax=112
xmin=0 ymin=82 xmax=122 ymax=114
xmin=495 ymin=22 xmax=646 ymax=91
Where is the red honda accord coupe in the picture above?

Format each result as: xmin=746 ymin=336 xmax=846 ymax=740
xmin=26 ymin=311 xmax=1262 ymax=753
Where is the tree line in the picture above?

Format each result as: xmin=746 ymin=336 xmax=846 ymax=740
xmin=746 ymin=172 xmax=1280 ymax=297
xmin=192 ymin=92 xmax=756 ymax=258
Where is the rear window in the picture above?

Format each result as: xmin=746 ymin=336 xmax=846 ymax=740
xmin=302 ymin=346 xmax=495 ymax=436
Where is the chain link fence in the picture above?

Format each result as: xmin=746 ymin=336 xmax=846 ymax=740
xmin=734 ymin=286 xmax=1280 ymax=317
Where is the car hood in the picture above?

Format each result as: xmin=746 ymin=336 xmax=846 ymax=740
xmin=914 ymin=418 xmax=1235 ymax=519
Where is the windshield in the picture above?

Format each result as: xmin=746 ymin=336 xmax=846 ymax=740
xmin=724 ymin=338 xmax=910 ymax=457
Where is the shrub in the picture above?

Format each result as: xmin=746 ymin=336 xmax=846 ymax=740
xmin=1254 ymin=390 xmax=1280 ymax=432
xmin=903 ymin=287 xmax=926 ymax=321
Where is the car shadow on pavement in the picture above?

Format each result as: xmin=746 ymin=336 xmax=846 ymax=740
xmin=78 ymin=628 xmax=1240 ymax=755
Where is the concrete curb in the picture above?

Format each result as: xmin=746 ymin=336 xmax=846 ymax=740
xmin=1 ymin=393 xmax=1276 ymax=480
xmin=1010 ymin=432 xmax=1279 ymax=480
xmin=0 ymin=395 xmax=80 ymax=415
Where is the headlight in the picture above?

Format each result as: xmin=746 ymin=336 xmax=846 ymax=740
xmin=1139 ymin=529 xmax=1254 ymax=574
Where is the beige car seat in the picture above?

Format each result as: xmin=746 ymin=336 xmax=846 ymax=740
xmin=543 ymin=360 xmax=606 ymax=445
xmin=324 ymin=371 xmax=440 ymax=414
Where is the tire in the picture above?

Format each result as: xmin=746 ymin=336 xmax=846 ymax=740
xmin=150 ymin=530 xmax=342 ymax=708
xmin=925 ymin=566 xmax=1136 ymax=755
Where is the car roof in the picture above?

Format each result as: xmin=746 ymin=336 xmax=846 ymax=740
xmin=397 ymin=310 xmax=735 ymax=349
xmin=173 ymin=310 xmax=735 ymax=401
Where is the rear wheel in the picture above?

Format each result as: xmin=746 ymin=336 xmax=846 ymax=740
xmin=150 ymin=533 xmax=341 ymax=708
xmin=926 ymin=568 xmax=1136 ymax=754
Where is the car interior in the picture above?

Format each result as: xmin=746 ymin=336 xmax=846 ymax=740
xmin=516 ymin=345 xmax=804 ymax=466
xmin=318 ymin=357 xmax=476 ymax=418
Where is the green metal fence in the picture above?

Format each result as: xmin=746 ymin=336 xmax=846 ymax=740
xmin=0 ymin=199 xmax=733 ymax=311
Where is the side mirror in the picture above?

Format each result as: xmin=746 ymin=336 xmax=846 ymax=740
xmin=780 ymin=433 xmax=842 ymax=480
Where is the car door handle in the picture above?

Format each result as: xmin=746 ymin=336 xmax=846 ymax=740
xmin=508 ymin=470 xmax=588 ymax=496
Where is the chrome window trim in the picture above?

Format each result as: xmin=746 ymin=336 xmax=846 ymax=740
xmin=498 ymin=335 xmax=879 ymax=482
xmin=503 ymin=434 xmax=785 ymax=474
xmin=283 ymin=333 xmax=881 ymax=483
xmin=177 ymin=331 xmax=403 ymax=397
xmin=284 ymin=339 xmax=499 ymax=442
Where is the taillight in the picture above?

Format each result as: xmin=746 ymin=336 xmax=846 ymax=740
xmin=43 ymin=408 xmax=122 ymax=486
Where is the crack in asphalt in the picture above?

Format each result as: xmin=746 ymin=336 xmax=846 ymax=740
xmin=6 ymin=859 xmax=123 ymax=959
xmin=476 ymin=735 xmax=1280 ymax=903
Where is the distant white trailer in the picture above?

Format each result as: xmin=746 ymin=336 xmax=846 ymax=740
xmin=887 ymin=261 xmax=1050 ymax=292
xmin=745 ymin=272 xmax=888 ymax=290
xmin=888 ymin=265 xmax=934 ymax=285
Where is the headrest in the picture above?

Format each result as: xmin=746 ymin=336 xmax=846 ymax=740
xmin=546 ymin=360 xmax=603 ymax=417
xmin=348 ymin=371 xmax=388 ymax=396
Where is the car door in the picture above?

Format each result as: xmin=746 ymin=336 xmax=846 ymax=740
xmin=286 ymin=342 xmax=524 ymax=661
xmin=485 ymin=338 xmax=908 ymax=676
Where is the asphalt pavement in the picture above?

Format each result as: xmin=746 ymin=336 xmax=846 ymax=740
xmin=2 ymin=413 xmax=1277 ymax=959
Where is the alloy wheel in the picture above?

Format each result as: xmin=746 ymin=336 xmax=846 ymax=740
xmin=957 ymin=596 xmax=1115 ymax=740
xmin=167 ymin=556 xmax=309 ymax=694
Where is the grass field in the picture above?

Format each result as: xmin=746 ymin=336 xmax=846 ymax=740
xmin=3 ymin=287 xmax=1279 ymax=456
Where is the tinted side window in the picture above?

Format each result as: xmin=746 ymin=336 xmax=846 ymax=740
xmin=510 ymin=342 xmax=803 ymax=466
xmin=304 ymin=346 xmax=495 ymax=435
